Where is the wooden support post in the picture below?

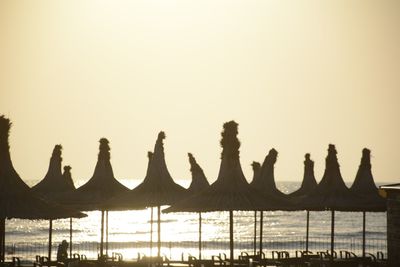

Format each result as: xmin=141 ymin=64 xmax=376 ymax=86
xmin=254 ymin=211 xmax=257 ymax=255
xmin=259 ymin=211 xmax=263 ymax=255
xmin=330 ymin=210 xmax=335 ymax=266
xmin=69 ymin=218 xmax=73 ymax=257
xmin=306 ymin=211 xmax=310 ymax=252
xmin=199 ymin=212 xmax=202 ymax=260
xmin=48 ymin=219 xmax=53 ymax=267
xmin=100 ymin=210 xmax=104 ymax=258
xmin=157 ymin=205 xmax=161 ymax=259
xmin=229 ymin=211 xmax=234 ymax=267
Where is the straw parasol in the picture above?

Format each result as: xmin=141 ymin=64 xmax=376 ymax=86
xmin=187 ymin=153 xmax=210 ymax=259
xmin=256 ymin=148 xmax=288 ymax=199
xmin=350 ymin=148 xmax=386 ymax=211
xmin=187 ymin=153 xmax=210 ymax=194
xmin=165 ymin=121 xmax=283 ymax=266
xmin=287 ymin=153 xmax=318 ymax=252
xmin=106 ymin=132 xmax=186 ymax=208
xmin=250 ymin=149 xmax=293 ymax=255
xmin=289 ymin=154 xmax=317 ymax=198
xmin=62 ymin=138 xmax=129 ymax=210
xmin=0 ymin=115 xmax=86 ymax=263
xmin=59 ymin=138 xmax=129 ymax=257
xmin=350 ymin=148 xmax=386 ymax=257
xmin=298 ymin=144 xmax=369 ymax=264
xmin=32 ymin=145 xmax=78 ymax=258
xmin=32 ymin=145 xmax=76 ymax=197
xmin=105 ymin=131 xmax=186 ymax=258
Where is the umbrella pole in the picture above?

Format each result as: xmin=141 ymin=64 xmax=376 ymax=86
xmin=362 ymin=211 xmax=366 ymax=258
xmin=106 ymin=210 xmax=109 ymax=256
xmin=199 ymin=212 xmax=202 ymax=260
xmin=69 ymin=218 xmax=72 ymax=257
xmin=306 ymin=211 xmax=310 ymax=252
xmin=150 ymin=207 xmax=153 ymax=257
xmin=259 ymin=211 xmax=263 ymax=255
xmin=253 ymin=211 xmax=257 ymax=255
xmin=100 ymin=210 xmax=104 ymax=258
xmin=48 ymin=219 xmax=53 ymax=266
xmin=157 ymin=205 xmax=161 ymax=259
xmin=2 ymin=219 xmax=6 ymax=261
xmin=330 ymin=210 xmax=335 ymax=266
xmin=1 ymin=217 xmax=5 ymax=262
xmin=229 ymin=210 xmax=234 ymax=267
xmin=0 ymin=219 xmax=2 ymax=262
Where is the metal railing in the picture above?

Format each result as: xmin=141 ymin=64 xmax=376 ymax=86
xmin=3 ymin=236 xmax=387 ymax=262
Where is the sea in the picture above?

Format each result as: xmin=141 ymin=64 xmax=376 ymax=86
xmin=4 ymin=181 xmax=387 ymax=262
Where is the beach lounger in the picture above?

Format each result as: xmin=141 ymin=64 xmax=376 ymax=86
xmin=187 ymin=256 xmax=216 ymax=267
xmin=0 ymin=256 xmax=21 ymax=267
xmin=375 ymin=251 xmax=386 ymax=267
xmin=240 ymin=252 xmax=279 ymax=267
xmin=35 ymin=256 xmax=65 ymax=267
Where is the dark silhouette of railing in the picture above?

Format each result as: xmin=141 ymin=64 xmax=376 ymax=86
xmin=3 ymin=236 xmax=387 ymax=262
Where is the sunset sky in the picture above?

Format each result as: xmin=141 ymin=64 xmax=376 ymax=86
xmin=1 ymin=1 xmax=399 ymax=186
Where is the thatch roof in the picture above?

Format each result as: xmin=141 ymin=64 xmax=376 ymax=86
xmin=0 ymin=115 xmax=85 ymax=219
xmin=105 ymin=132 xmax=186 ymax=210
xmin=253 ymin=148 xmax=288 ymax=199
xmin=61 ymin=138 xmax=129 ymax=210
xmin=251 ymin=161 xmax=261 ymax=183
xmin=251 ymin=153 xmax=295 ymax=210
xmin=32 ymin=145 xmax=75 ymax=196
xmin=187 ymin=153 xmax=210 ymax=194
xmin=165 ymin=121 xmax=289 ymax=213
xmin=349 ymin=148 xmax=386 ymax=211
xmin=288 ymin=154 xmax=318 ymax=198
xmin=297 ymin=144 xmax=369 ymax=211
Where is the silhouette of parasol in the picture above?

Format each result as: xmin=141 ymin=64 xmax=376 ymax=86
xmin=105 ymin=132 xmax=186 ymax=259
xmin=350 ymin=148 xmax=386 ymax=257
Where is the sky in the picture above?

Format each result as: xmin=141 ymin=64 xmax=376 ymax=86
xmin=0 ymin=0 xmax=399 ymax=187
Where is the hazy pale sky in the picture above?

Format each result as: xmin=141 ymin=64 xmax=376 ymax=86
xmin=1 ymin=1 xmax=399 ymax=187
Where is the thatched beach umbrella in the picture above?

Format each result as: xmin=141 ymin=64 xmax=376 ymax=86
xmin=32 ymin=145 xmax=75 ymax=195
xmin=298 ymin=144 xmax=369 ymax=264
xmin=32 ymin=145 xmax=78 ymax=258
xmin=288 ymin=154 xmax=318 ymax=252
xmin=60 ymin=138 xmax=129 ymax=257
xmin=289 ymin=154 xmax=317 ymax=198
xmin=0 ymin=116 xmax=86 ymax=263
xmin=105 ymin=132 xmax=186 ymax=258
xmin=165 ymin=121 xmax=282 ymax=266
xmin=187 ymin=153 xmax=210 ymax=194
xmin=250 ymin=149 xmax=293 ymax=255
xmin=62 ymin=138 xmax=129 ymax=209
xmin=187 ymin=153 xmax=210 ymax=259
xmin=256 ymin=149 xmax=288 ymax=199
xmin=350 ymin=148 xmax=386 ymax=257
xmin=117 ymin=151 xmax=156 ymax=257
